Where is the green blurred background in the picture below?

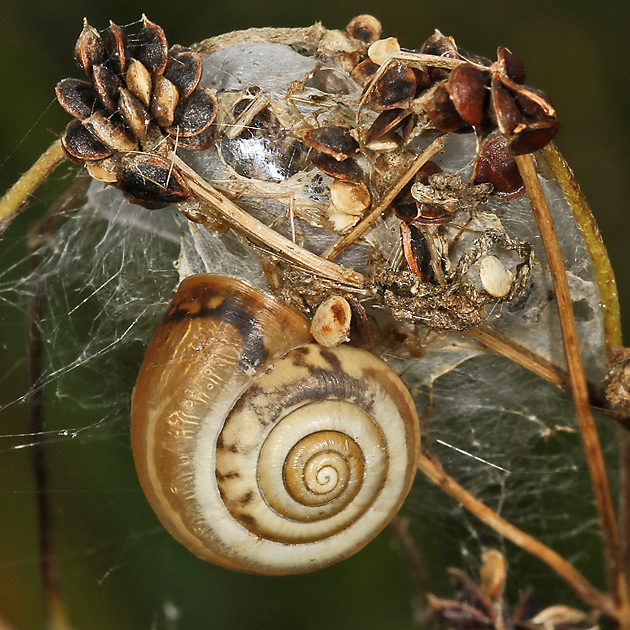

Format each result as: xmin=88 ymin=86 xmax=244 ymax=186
xmin=0 ymin=1 xmax=628 ymax=629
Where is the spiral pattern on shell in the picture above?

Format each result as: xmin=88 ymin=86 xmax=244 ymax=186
xmin=131 ymin=275 xmax=420 ymax=574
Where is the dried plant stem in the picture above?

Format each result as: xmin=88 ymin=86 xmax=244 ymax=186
xmin=174 ymin=157 xmax=365 ymax=288
xmin=28 ymin=201 xmax=75 ymax=630
xmin=515 ymin=153 xmax=629 ymax=619
xmin=322 ymin=135 xmax=446 ymax=261
xmin=465 ymin=327 xmax=568 ymax=390
xmin=0 ymin=139 xmax=66 ymax=235
xmin=388 ymin=516 xmax=434 ymax=593
xmin=418 ymin=452 xmax=615 ymax=617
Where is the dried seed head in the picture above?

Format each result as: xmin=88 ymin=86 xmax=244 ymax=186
xmin=311 ymin=296 xmax=352 ymax=347
xmin=306 ymin=66 xmax=355 ymax=95
xmin=472 ymin=135 xmax=524 ymax=198
xmin=126 ymin=58 xmax=153 ymax=107
xmin=346 ymin=15 xmax=382 ymax=45
xmin=116 ymin=153 xmax=191 ymax=208
xmin=56 ymin=78 xmax=99 ymax=120
xmin=330 ymin=180 xmax=371 ymax=216
xmin=311 ymin=151 xmax=363 ymax=183
xmin=135 ymin=14 xmax=169 ymax=76
xmin=368 ymin=37 xmax=401 ymax=66
xmin=164 ymin=47 xmax=203 ymax=100
xmin=74 ymin=18 xmax=105 ymax=78
xmin=151 ymin=75 xmax=179 ymax=128
xmin=479 ymin=255 xmax=513 ymax=298
xmin=61 ymin=119 xmax=114 ymax=163
xmin=366 ymin=64 xmax=416 ymax=110
xmin=303 ymin=126 xmax=359 ymax=161
xmin=165 ymin=87 xmax=217 ymax=138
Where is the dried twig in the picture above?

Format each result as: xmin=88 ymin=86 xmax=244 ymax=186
xmin=174 ymin=156 xmax=366 ymax=287
xmin=418 ymin=451 xmax=615 ymax=618
xmin=515 ymin=153 xmax=629 ymax=620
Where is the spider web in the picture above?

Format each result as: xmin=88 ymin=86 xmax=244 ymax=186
xmin=0 ymin=30 xmax=617 ymax=630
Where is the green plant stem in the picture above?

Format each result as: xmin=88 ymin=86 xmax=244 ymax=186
xmin=0 ymin=139 xmax=66 ymax=236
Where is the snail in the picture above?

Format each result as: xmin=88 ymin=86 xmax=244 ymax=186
xmin=131 ymin=275 xmax=420 ymax=575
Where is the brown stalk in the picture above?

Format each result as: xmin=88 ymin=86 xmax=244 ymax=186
xmin=0 ymin=139 xmax=67 ymax=236
xmin=322 ymin=135 xmax=446 ymax=261
xmin=515 ymin=153 xmax=629 ymax=619
xmin=418 ymin=452 xmax=615 ymax=618
xmin=465 ymin=327 xmax=568 ymax=390
xmin=173 ymin=156 xmax=366 ymax=288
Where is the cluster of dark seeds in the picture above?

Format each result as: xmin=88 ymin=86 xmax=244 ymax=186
xmin=305 ymin=18 xmax=559 ymax=202
xmin=56 ymin=15 xmax=217 ymax=208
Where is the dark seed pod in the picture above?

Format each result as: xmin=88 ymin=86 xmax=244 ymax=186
xmin=421 ymin=30 xmax=459 ymax=58
xmin=55 ymin=78 xmax=99 ymax=120
xmin=351 ymin=59 xmax=379 ymax=87
xmin=366 ymin=64 xmax=417 ymax=111
xmin=107 ymin=21 xmax=128 ymax=75
xmin=420 ymin=30 xmax=459 ymax=82
xmin=118 ymin=87 xmax=151 ymax=139
xmin=83 ymin=111 xmax=139 ymax=152
xmin=61 ymin=119 xmax=114 ymax=163
xmin=496 ymin=46 xmax=525 ymax=84
xmin=74 ymin=19 xmax=106 ymax=78
xmin=311 ymin=151 xmax=363 ymax=183
xmin=304 ymin=126 xmax=359 ymax=161
xmin=365 ymin=109 xmax=410 ymax=144
xmin=92 ymin=65 xmax=122 ymax=112
xmin=447 ymin=63 xmax=490 ymax=128
xmin=164 ymin=47 xmax=203 ymax=100
xmin=421 ymin=82 xmax=471 ymax=133
xmin=116 ymin=153 xmax=191 ymax=208
xmin=400 ymin=222 xmax=432 ymax=281
xmin=165 ymin=87 xmax=217 ymax=138
xmin=413 ymin=203 xmax=455 ymax=225
xmin=491 ymin=76 xmax=522 ymax=136
xmin=174 ymin=126 xmax=216 ymax=151
xmin=346 ymin=14 xmax=382 ymax=44
xmin=508 ymin=119 xmax=561 ymax=156
xmin=472 ymin=135 xmax=525 ymax=198
xmin=134 ymin=15 xmax=169 ymax=76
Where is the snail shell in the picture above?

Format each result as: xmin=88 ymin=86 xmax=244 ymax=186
xmin=131 ymin=275 xmax=420 ymax=575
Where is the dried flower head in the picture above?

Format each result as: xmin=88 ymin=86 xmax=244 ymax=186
xmin=56 ymin=15 xmax=217 ymax=208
